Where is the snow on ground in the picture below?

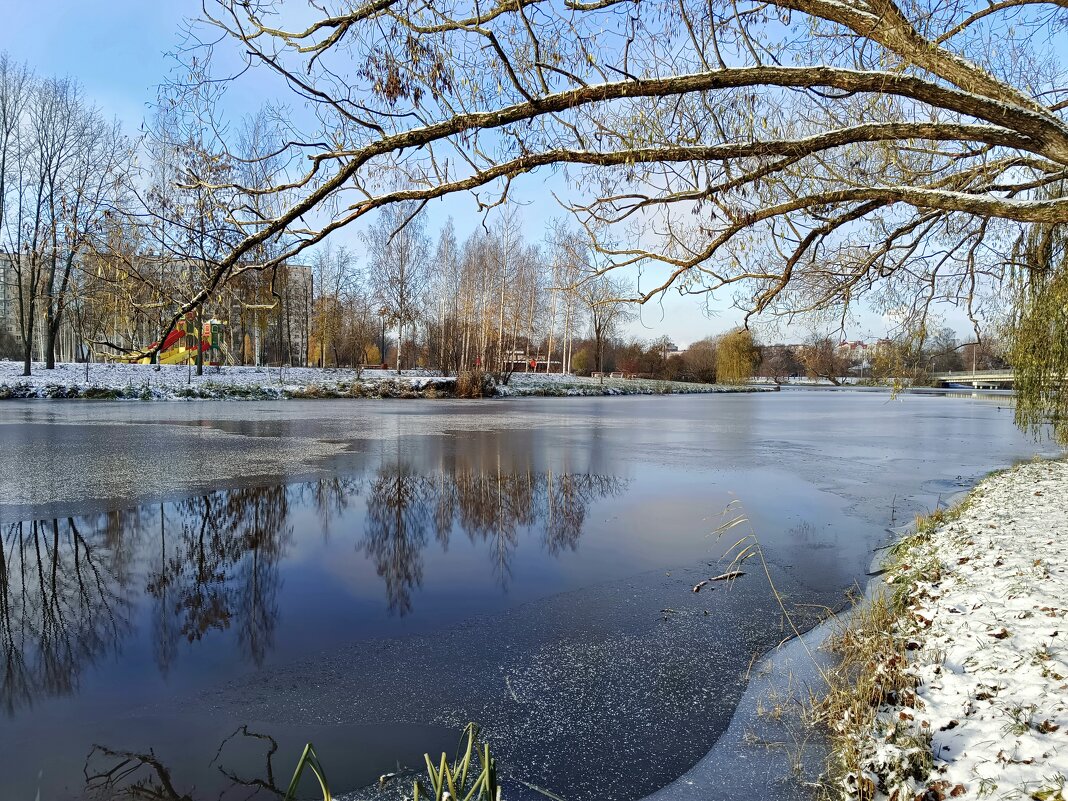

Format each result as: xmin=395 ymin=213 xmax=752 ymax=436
xmin=0 ymin=361 xmax=452 ymax=399
xmin=499 ymin=371 xmax=763 ymax=396
xmin=856 ymin=459 xmax=1068 ymax=800
xmin=0 ymin=361 xmax=765 ymax=400
xmin=750 ymin=376 xmax=865 ymax=386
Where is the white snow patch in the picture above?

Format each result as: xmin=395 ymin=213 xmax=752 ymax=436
xmin=854 ymin=459 xmax=1068 ymax=801
xmin=500 ymin=372 xmax=764 ymax=396
xmin=0 ymin=361 xmax=767 ymax=400
xmin=0 ymin=361 xmax=452 ymax=400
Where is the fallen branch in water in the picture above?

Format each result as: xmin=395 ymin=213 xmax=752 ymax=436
xmin=692 ymin=571 xmax=746 ymax=592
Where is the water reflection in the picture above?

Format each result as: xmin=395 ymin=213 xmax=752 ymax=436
xmin=361 ymin=467 xmax=626 ymax=614
xmin=84 ymin=726 xmax=281 ymax=801
xmin=82 ymin=722 xmax=439 ymax=801
xmin=146 ymin=486 xmax=291 ymax=675
xmin=0 ymin=468 xmax=624 ymax=715
xmin=0 ymin=517 xmax=132 ymax=716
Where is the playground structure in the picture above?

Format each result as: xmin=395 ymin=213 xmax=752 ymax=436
xmin=116 ymin=315 xmax=231 ymax=366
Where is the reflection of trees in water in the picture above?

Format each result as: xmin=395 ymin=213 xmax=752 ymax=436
xmin=363 ymin=464 xmax=434 ymax=617
xmin=146 ymin=486 xmax=291 ymax=673
xmin=85 ymin=725 xmax=291 ymax=801
xmin=0 ymin=486 xmax=291 ymax=716
xmin=0 ymin=517 xmax=132 ymax=716
xmin=0 ymin=467 xmax=624 ymax=712
xmin=786 ymin=520 xmax=836 ymax=550
xmin=359 ymin=467 xmax=627 ymax=614
xmin=543 ymin=473 xmax=624 ymax=555
xmin=227 ymin=487 xmax=289 ymax=668
xmin=300 ymin=476 xmax=364 ymax=541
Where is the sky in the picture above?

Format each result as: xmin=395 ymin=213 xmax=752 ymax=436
xmin=0 ymin=0 xmax=964 ymax=347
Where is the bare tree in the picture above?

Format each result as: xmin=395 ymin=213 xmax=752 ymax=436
xmin=339 ymin=285 xmax=378 ymax=376
xmin=800 ymin=335 xmax=850 ymax=385
xmin=548 ymin=224 xmax=590 ymax=374
xmin=579 ymin=274 xmax=634 ymax=375
xmin=231 ymin=109 xmax=301 ymax=370
xmin=0 ymin=55 xmax=32 ymax=369
xmin=5 ymin=76 xmax=73 ymax=372
xmin=758 ymin=344 xmax=803 ymax=385
xmin=44 ymin=111 xmax=129 ymax=369
xmin=94 ymin=55 xmax=246 ymax=375
xmin=0 ymin=62 xmax=131 ymax=375
xmin=430 ymin=217 xmax=462 ymax=374
xmin=149 ymin=2 xmax=1068 ymax=331
xmin=362 ymin=202 xmax=430 ymax=373
xmin=310 ymin=242 xmax=357 ymax=367
xmin=684 ymin=338 xmax=719 ymax=384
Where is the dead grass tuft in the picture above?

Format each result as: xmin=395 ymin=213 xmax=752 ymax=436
xmin=456 ymin=369 xmax=495 ymax=398
xmin=812 ymin=495 xmax=976 ymax=800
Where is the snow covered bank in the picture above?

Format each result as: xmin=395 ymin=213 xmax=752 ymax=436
xmin=0 ymin=361 xmax=455 ymax=400
xmin=828 ymin=459 xmax=1068 ymax=801
xmin=0 ymin=361 xmax=766 ymax=401
xmin=499 ymin=371 xmax=766 ymax=397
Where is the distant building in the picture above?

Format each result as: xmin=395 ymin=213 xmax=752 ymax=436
xmin=0 ymin=252 xmax=80 ymax=360
xmin=836 ymin=340 xmax=870 ymax=363
xmin=0 ymin=251 xmax=316 ymax=365
xmin=0 ymin=253 xmax=17 ymax=340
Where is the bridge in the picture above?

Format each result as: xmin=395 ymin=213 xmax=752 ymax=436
xmin=930 ymin=370 xmax=1015 ymax=389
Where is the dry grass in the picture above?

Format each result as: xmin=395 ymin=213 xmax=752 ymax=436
xmin=707 ymin=489 xmax=996 ymax=800
xmin=810 ymin=491 xmax=984 ymax=800
xmin=456 ymin=370 xmax=494 ymax=398
xmin=815 ymin=591 xmax=928 ymax=800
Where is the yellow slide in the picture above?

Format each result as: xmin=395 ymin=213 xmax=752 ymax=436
xmin=158 ymin=346 xmax=193 ymax=365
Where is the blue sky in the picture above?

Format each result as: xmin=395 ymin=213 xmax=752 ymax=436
xmin=1 ymin=0 xmax=943 ymax=346
xmin=1 ymin=0 xmax=184 ymax=127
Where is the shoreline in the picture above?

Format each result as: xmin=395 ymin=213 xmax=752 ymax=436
xmin=641 ymin=457 xmax=1066 ymax=801
xmin=5 ymin=373 xmax=1052 ymax=801
xmin=821 ymin=458 xmax=1068 ymax=800
xmin=639 ymin=615 xmax=836 ymax=801
xmin=0 ymin=361 xmax=769 ymax=401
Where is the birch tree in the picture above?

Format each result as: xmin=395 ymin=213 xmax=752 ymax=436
xmin=363 ymin=202 xmax=430 ymax=373
xmin=1 ymin=69 xmax=127 ymax=374
xmin=579 ymin=274 xmax=634 ymax=375
xmin=310 ymin=242 xmax=356 ymax=367
xmin=430 ymin=218 xmax=462 ymax=374
xmin=131 ymin=0 xmax=1068 ymax=433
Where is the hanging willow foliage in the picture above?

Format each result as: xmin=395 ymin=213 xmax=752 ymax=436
xmin=716 ymin=329 xmax=759 ymax=385
xmin=1009 ymin=223 xmax=1068 ymax=445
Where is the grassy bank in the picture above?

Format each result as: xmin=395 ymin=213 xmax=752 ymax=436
xmin=816 ymin=460 xmax=1068 ymax=801
xmin=0 ymin=362 xmax=769 ymax=401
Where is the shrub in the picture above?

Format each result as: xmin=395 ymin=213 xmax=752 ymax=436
xmin=457 ymin=369 xmax=495 ymax=398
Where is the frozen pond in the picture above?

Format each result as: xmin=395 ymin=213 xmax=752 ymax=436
xmin=0 ymin=393 xmax=1057 ymax=800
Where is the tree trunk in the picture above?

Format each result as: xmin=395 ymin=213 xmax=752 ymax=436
xmin=196 ymin=308 xmax=204 ymax=376
xmin=253 ymin=309 xmax=261 ymax=366
xmin=44 ymin=324 xmax=56 ymax=370
xmin=545 ymin=286 xmax=557 ymax=374
xmin=284 ymin=279 xmax=294 ymax=365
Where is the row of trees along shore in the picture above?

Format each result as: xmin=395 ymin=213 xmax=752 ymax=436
xmin=575 ymin=326 xmax=1008 ymax=385
xmin=2 ymin=0 xmax=1068 ymax=439
xmin=0 ymin=55 xmax=1022 ymax=386
xmin=0 ymin=54 xmax=641 ymax=379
